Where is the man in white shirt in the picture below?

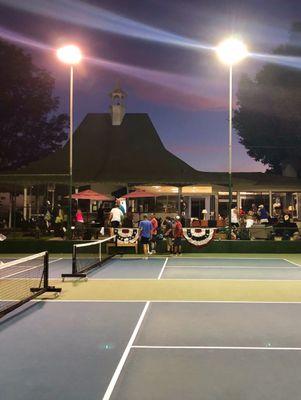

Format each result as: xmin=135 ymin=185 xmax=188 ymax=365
xmin=231 ymin=206 xmax=239 ymax=227
xmin=245 ymin=212 xmax=255 ymax=228
xmin=109 ymin=204 xmax=123 ymax=228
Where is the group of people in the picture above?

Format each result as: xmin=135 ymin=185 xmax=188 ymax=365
xmin=230 ymin=204 xmax=270 ymax=228
xmin=42 ymin=201 xmax=66 ymax=238
xmin=43 ymin=202 xmax=89 ymax=239
xmin=231 ymin=202 xmax=295 ymax=227
xmin=40 ymin=199 xmax=133 ymax=239
xmin=42 ymin=198 xmax=299 ymax=243
xmin=139 ymin=214 xmax=184 ymax=258
xmin=230 ymin=202 xmax=299 ymax=240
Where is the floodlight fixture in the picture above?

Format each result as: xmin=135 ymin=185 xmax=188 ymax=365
xmin=216 ymin=37 xmax=248 ymax=65
xmin=57 ymin=45 xmax=82 ymax=65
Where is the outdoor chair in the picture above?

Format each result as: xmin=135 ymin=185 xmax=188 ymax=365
xmin=249 ymin=224 xmax=273 ymax=240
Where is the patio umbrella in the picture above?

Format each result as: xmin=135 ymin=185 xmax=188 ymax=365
xmin=70 ymin=189 xmax=112 ymax=201
xmin=123 ymin=190 xmax=156 ymax=199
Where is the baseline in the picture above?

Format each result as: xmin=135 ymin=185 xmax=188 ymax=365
xmin=132 ymin=345 xmax=301 ymax=351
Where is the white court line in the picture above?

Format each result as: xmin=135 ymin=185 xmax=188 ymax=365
xmin=157 ymin=257 xmax=168 ymax=280
xmin=166 ymin=265 xmax=297 ymax=269
xmin=49 ymin=258 xmax=63 ymax=264
xmin=79 ymin=278 xmax=301 ymax=282
xmin=167 ymin=257 xmax=286 ymax=260
xmin=132 ymin=345 xmax=301 ymax=351
xmin=1 ymin=265 xmax=43 ymax=279
xmin=114 ymin=258 xmax=166 ymax=262
xmin=88 ymin=278 xmax=163 ymax=281
xmin=1 ymin=258 xmax=62 ymax=279
xmin=283 ymin=259 xmax=301 ymax=268
xmin=38 ymin=299 xmax=301 ymax=304
xmin=117 ymin=256 xmax=287 ymax=260
xmin=102 ymin=301 xmax=150 ymax=400
xmin=146 ymin=278 xmax=301 ymax=281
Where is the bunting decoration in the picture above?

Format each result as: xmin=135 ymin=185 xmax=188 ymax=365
xmin=114 ymin=228 xmax=140 ymax=245
xmin=183 ymin=228 xmax=215 ymax=247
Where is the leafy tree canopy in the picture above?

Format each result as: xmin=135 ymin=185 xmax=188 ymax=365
xmin=233 ymin=23 xmax=301 ymax=177
xmin=0 ymin=40 xmax=68 ymax=172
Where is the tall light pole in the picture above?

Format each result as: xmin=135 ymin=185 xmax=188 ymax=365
xmin=216 ymin=38 xmax=248 ymax=239
xmin=57 ymin=45 xmax=82 ymax=239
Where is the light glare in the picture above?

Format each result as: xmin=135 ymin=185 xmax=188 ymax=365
xmin=57 ymin=45 xmax=82 ymax=65
xmin=216 ymin=38 xmax=248 ymax=65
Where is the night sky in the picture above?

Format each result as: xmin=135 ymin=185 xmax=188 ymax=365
xmin=0 ymin=0 xmax=300 ymax=172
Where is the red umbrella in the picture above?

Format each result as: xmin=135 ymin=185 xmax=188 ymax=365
xmin=123 ymin=190 xmax=156 ymax=199
xmin=70 ymin=190 xmax=112 ymax=201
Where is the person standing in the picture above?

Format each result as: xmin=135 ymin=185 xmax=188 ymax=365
xmin=164 ymin=216 xmax=173 ymax=254
xmin=258 ymin=205 xmax=269 ymax=224
xmin=75 ymin=208 xmax=84 ymax=239
xmin=97 ymin=203 xmax=105 ymax=227
xmin=150 ymin=213 xmax=158 ymax=254
xmin=43 ymin=202 xmax=52 ymax=233
xmin=273 ymin=198 xmax=282 ymax=218
xmin=139 ymin=215 xmax=152 ymax=258
xmin=109 ymin=204 xmax=123 ymax=229
xmin=245 ymin=211 xmax=255 ymax=228
xmin=54 ymin=204 xmax=64 ymax=238
xmin=122 ymin=206 xmax=134 ymax=228
xmin=116 ymin=199 xmax=125 ymax=216
xmin=231 ymin=205 xmax=239 ymax=227
xmin=251 ymin=203 xmax=258 ymax=215
xmin=173 ymin=216 xmax=183 ymax=256
xmin=180 ymin=212 xmax=186 ymax=227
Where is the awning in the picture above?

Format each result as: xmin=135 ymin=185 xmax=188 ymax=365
xmin=123 ymin=190 xmax=156 ymax=199
xmin=70 ymin=189 xmax=112 ymax=201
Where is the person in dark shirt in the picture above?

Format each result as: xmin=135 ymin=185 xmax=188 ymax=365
xmin=164 ymin=216 xmax=173 ymax=254
xmin=282 ymin=214 xmax=298 ymax=239
xmin=123 ymin=207 xmax=134 ymax=228
xmin=97 ymin=204 xmax=105 ymax=227
xmin=258 ymin=205 xmax=269 ymax=224
xmin=180 ymin=212 xmax=186 ymax=227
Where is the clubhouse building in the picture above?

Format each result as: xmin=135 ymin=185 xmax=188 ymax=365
xmin=1 ymin=86 xmax=301 ymax=224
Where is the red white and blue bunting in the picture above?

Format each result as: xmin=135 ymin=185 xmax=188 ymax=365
xmin=183 ymin=228 xmax=215 ymax=247
xmin=114 ymin=228 xmax=214 ymax=247
xmin=114 ymin=228 xmax=140 ymax=245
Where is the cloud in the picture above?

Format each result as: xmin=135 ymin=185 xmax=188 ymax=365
xmin=130 ymin=79 xmax=227 ymax=111
xmin=168 ymin=144 xmax=226 ymax=154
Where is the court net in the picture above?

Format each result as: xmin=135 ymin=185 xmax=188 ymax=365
xmin=0 ymin=252 xmax=61 ymax=319
xmin=62 ymin=235 xmax=116 ymax=279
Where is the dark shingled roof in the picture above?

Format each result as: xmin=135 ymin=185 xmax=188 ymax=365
xmin=1 ymin=113 xmax=301 ymax=190
xmin=4 ymin=113 xmax=215 ymax=185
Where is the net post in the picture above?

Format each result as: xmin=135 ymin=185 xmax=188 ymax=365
xmin=61 ymin=243 xmax=87 ymax=278
xmin=72 ymin=245 xmax=77 ymax=275
xmin=43 ymin=251 xmax=61 ymax=293
xmin=44 ymin=251 xmax=49 ymax=290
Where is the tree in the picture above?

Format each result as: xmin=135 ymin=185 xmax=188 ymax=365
xmin=0 ymin=40 xmax=68 ymax=172
xmin=233 ymin=23 xmax=301 ymax=177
